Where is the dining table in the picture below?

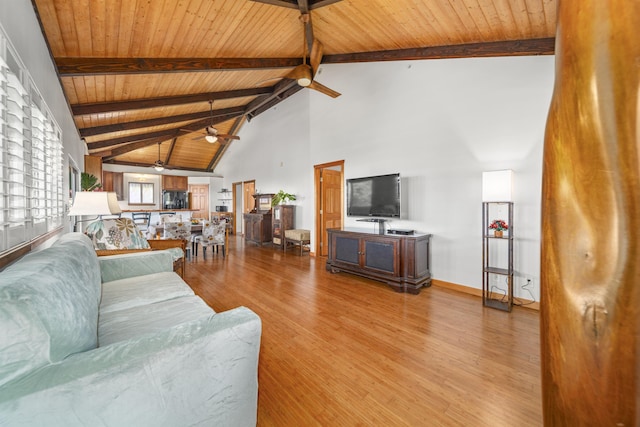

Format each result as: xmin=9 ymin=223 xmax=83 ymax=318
xmin=152 ymin=223 xmax=230 ymax=256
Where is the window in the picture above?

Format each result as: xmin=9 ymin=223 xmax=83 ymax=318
xmin=0 ymin=26 xmax=64 ymax=254
xmin=128 ymin=182 xmax=154 ymax=205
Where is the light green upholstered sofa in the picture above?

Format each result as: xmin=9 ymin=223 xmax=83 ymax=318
xmin=0 ymin=233 xmax=261 ymax=426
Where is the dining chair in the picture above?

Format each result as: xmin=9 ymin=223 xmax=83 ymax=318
xmin=196 ymin=221 xmax=226 ymax=259
xmin=131 ymin=212 xmax=151 ymax=231
xmin=162 ymin=218 xmax=192 ymax=259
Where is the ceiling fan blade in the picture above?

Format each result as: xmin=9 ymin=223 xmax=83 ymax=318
xmin=309 ymin=39 xmax=323 ymax=75
xmin=308 ymin=80 xmax=341 ymax=98
xmin=217 ymin=134 xmax=241 ymax=140
xmin=192 ymin=135 xmax=205 ymax=140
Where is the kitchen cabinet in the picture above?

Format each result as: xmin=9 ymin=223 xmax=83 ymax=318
xmin=162 ymin=175 xmax=188 ymax=191
xmin=102 ymin=171 xmax=123 ymax=200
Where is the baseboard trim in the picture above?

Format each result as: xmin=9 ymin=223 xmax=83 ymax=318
xmin=431 ymin=279 xmax=540 ymax=311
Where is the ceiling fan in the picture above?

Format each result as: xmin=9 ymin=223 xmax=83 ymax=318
xmin=285 ymin=13 xmax=341 ymax=98
xmin=192 ymin=101 xmax=241 ymax=143
xmin=153 ymin=141 xmax=164 ymax=171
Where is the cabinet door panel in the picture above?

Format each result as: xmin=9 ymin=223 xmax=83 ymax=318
xmin=413 ymin=238 xmax=430 ymax=277
xmin=335 ymin=236 xmax=359 ymax=265
xmin=364 ymin=240 xmax=397 ymax=274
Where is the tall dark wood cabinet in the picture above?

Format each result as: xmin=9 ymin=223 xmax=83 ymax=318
xmin=243 ymin=193 xmax=275 ymax=245
xmin=244 ymin=212 xmax=273 ymax=245
xmin=326 ymin=228 xmax=432 ymax=294
xmin=272 ymin=205 xmax=295 ymax=249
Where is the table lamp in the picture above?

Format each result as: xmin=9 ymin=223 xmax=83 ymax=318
xmin=68 ymin=192 xmax=122 ymax=231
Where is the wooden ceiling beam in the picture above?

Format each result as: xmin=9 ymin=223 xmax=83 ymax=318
xmin=322 ymin=38 xmax=556 ymax=64
xmin=93 ymin=138 xmax=167 ymax=160
xmin=71 ymin=87 xmax=272 ymax=115
xmin=102 ymin=158 xmax=211 ymax=173
xmin=244 ymin=78 xmax=300 ymax=119
xmin=297 ymin=0 xmax=309 ymax=13
xmin=208 ymin=116 xmax=247 ymax=171
xmin=57 ymin=57 xmax=302 ymax=76
xmin=87 ymin=118 xmax=217 ymax=150
xmin=250 ymin=84 xmax=304 ymax=119
xmin=250 ymin=0 xmax=342 ymax=10
xmin=309 ymin=0 xmax=343 ymax=9
xmin=165 ymin=137 xmax=178 ymax=165
xmin=79 ymin=106 xmax=245 ymax=137
xmin=63 ymin=37 xmax=555 ymax=95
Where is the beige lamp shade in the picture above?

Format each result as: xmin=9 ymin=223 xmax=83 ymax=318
xmin=68 ymin=192 xmax=122 ymax=216
xmin=482 ymin=170 xmax=514 ymax=202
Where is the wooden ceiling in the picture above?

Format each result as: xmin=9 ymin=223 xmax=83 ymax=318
xmin=31 ymin=0 xmax=556 ymax=172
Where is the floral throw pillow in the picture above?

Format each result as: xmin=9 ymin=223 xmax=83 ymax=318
xmin=86 ymin=218 xmax=151 ymax=250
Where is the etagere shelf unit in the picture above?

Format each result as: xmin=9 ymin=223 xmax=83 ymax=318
xmin=482 ymin=202 xmax=514 ymax=312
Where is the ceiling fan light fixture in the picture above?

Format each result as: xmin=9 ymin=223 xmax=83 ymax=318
xmin=297 ymin=66 xmax=313 ymax=87
xmin=205 ymin=134 xmax=218 ymax=143
xmin=153 ymin=142 xmax=164 ymax=171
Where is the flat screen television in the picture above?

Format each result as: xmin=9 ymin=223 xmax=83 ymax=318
xmin=347 ymin=173 xmax=401 ymax=218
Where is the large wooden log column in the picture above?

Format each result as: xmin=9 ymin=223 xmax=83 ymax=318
xmin=541 ymin=0 xmax=639 ymax=424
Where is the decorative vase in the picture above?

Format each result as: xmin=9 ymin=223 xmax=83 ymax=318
xmin=495 ymin=230 xmax=503 ymax=238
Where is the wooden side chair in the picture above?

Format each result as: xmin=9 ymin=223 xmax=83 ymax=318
xmin=131 ymin=212 xmax=151 ymax=231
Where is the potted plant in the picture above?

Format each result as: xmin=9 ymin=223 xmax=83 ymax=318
xmin=81 ymin=172 xmax=102 ymax=191
xmin=489 ymin=219 xmax=508 ymax=237
xmin=271 ymin=190 xmax=296 ymax=206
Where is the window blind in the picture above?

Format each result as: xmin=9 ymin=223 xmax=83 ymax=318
xmin=0 ymin=27 xmax=64 ymax=254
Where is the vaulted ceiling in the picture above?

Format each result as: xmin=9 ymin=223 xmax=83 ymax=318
xmin=31 ymin=0 xmax=556 ymax=173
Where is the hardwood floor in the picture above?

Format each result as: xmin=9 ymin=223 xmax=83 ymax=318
xmin=186 ymin=236 xmax=542 ymax=426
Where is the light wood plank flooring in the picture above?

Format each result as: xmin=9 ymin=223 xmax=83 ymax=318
xmin=186 ymin=236 xmax=542 ymax=426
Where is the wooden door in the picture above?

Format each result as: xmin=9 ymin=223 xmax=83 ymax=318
xmin=243 ymin=181 xmax=255 ymax=213
xmin=315 ymin=161 xmax=344 ymax=257
xmin=189 ymin=184 xmax=209 ymax=219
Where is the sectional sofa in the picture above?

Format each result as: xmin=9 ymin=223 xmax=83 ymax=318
xmin=0 ymin=233 xmax=262 ymax=426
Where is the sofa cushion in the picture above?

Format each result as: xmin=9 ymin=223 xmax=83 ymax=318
xmin=0 ymin=233 xmax=101 ymax=367
xmin=100 ymin=271 xmax=194 ymax=314
xmin=99 ymin=250 xmax=174 ymax=283
xmin=98 ymin=296 xmax=215 ymax=346
xmin=0 ymin=300 xmax=50 ymax=387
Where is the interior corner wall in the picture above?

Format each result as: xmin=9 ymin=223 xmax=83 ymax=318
xmin=220 ymin=55 xmax=554 ymax=302
xmin=217 ymin=90 xmax=312 ymax=227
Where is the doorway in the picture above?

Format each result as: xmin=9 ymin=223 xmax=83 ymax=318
xmin=233 ymin=181 xmax=243 ymax=234
xmin=314 ymin=161 xmax=344 ymax=257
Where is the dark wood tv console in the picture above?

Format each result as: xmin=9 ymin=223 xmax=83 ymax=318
xmin=326 ymin=228 xmax=432 ymax=294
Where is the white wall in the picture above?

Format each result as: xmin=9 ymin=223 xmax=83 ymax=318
xmin=219 ymin=90 xmax=312 ymax=228
xmin=218 ymin=56 xmax=555 ymax=302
